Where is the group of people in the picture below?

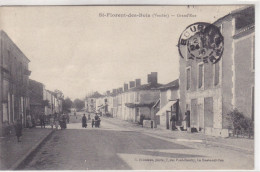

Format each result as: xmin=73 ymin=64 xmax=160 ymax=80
xmin=82 ymin=113 xmax=101 ymax=128
xmin=48 ymin=113 xmax=69 ymax=130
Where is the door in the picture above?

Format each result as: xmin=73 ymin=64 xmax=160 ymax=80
xmin=191 ymin=99 xmax=198 ymax=129
xmin=204 ymin=97 xmax=214 ymax=128
xmin=166 ymin=111 xmax=170 ymax=129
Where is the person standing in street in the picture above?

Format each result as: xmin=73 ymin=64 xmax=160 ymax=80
xmin=26 ymin=114 xmax=32 ymax=128
xmin=40 ymin=113 xmax=45 ymax=128
xmin=50 ymin=115 xmax=54 ymax=129
xmin=170 ymin=114 xmax=176 ymax=130
xmin=54 ymin=116 xmax=59 ymax=130
xmin=92 ymin=119 xmax=94 ymax=128
xmin=14 ymin=119 xmax=22 ymax=142
xmin=82 ymin=114 xmax=87 ymax=128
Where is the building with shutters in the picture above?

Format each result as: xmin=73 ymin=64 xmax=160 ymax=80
xmin=179 ymin=6 xmax=255 ymax=137
xmin=0 ymin=30 xmax=31 ymax=135
xmin=154 ymin=79 xmax=180 ymax=130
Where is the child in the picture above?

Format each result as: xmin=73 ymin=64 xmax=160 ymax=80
xmin=55 ymin=117 xmax=59 ymax=130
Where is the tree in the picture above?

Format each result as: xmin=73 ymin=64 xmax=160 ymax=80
xmin=73 ymin=99 xmax=85 ymax=111
xmin=62 ymin=97 xmax=73 ymax=112
xmin=54 ymin=89 xmax=64 ymax=99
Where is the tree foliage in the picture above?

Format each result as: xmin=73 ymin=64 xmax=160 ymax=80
xmin=62 ymin=97 xmax=73 ymax=112
xmin=73 ymin=99 xmax=85 ymax=111
xmin=227 ymin=109 xmax=254 ymax=138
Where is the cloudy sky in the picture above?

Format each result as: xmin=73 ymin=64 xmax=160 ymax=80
xmin=0 ymin=5 xmax=243 ymax=100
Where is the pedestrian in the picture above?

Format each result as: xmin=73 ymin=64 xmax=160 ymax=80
xmin=26 ymin=114 xmax=32 ymax=128
xmin=94 ymin=114 xmax=99 ymax=128
xmin=14 ymin=119 xmax=22 ymax=142
xmin=40 ymin=114 xmax=45 ymax=128
xmin=140 ymin=114 xmax=145 ymax=127
xmin=62 ymin=114 xmax=67 ymax=129
xmin=82 ymin=114 xmax=87 ymax=128
xmin=67 ymin=113 xmax=70 ymax=123
xmin=54 ymin=117 xmax=59 ymax=130
xmin=92 ymin=119 xmax=94 ymax=128
xmin=50 ymin=115 xmax=54 ymax=129
xmin=170 ymin=115 xmax=176 ymax=130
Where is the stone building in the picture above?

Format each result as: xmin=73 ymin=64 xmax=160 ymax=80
xmin=85 ymin=91 xmax=103 ymax=113
xmin=155 ymin=79 xmax=180 ymax=129
xmin=29 ymin=79 xmax=63 ymax=122
xmin=0 ymin=30 xmax=31 ymax=135
xmin=178 ymin=6 xmax=255 ymax=137
xmin=119 ymin=72 xmax=161 ymax=122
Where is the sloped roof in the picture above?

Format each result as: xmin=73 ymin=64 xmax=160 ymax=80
xmin=127 ymin=83 xmax=163 ymax=92
xmin=157 ymin=79 xmax=179 ymax=90
xmin=88 ymin=92 xmax=104 ymax=98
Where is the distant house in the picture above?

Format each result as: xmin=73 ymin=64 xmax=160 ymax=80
xmin=120 ymin=72 xmax=161 ymax=122
xmin=154 ymin=79 xmax=180 ymax=129
xmin=29 ymin=79 xmax=63 ymax=121
xmin=179 ymin=6 xmax=255 ymax=137
xmin=85 ymin=91 xmax=103 ymax=113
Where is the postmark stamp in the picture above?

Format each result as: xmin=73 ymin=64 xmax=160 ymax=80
xmin=178 ymin=22 xmax=224 ymax=64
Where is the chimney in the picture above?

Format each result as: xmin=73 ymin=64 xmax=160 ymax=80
xmin=112 ymin=89 xmax=117 ymax=94
xmin=135 ymin=79 xmax=141 ymax=87
xmin=129 ymin=81 xmax=135 ymax=88
xmin=106 ymin=90 xmax=110 ymax=95
xmin=123 ymin=83 xmax=128 ymax=92
xmin=147 ymin=74 xmax=152 ymax=83
xmin=118 ymin=87 xmax=123 ymax=93
xmin=150 ymin=72 xmax=158 ymax=85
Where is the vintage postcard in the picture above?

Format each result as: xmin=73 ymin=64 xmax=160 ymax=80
xmin=0 ymin=4 xmax=255 ymax=170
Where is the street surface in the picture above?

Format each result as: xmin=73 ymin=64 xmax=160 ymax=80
xmin=23 ymin=113 xmax=253 ymax=170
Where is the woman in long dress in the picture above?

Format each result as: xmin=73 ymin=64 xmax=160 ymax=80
xmin=82 ymin=114 xmax=87 ymax=128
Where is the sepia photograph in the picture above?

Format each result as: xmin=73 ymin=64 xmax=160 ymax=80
xmin=0 ymin=2 xmax=256 ymax=170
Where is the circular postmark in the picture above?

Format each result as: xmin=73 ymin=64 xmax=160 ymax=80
xmin=178 ymin=22 xmax=224 ymax=64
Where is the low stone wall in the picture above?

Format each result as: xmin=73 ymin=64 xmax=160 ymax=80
xmin=143 ymin=120 xmax=155 ymax=128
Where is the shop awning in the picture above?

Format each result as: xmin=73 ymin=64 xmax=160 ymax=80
xmin=156 ymin=100 xmax=177 ymax=116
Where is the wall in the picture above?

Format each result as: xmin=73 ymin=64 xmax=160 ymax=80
xmin=0 ymin=31 xmax=30 ymax=129
xmin=234 ymin=33 xmax=254 ymax=119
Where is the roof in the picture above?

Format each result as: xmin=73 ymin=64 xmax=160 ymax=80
xmin=213 ymin=5 xmax=254 ymax=25
xmin=127 ymin=83 xmax=163 ymax=92
xmin=0 ymin=30 xmax=30 ymax=63
xmin=87 ymin=92 xmax=104 ymax=99
xmin=157 ymin=79 xmax=179 ymax=90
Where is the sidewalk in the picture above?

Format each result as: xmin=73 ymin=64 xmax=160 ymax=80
xmin=0 ymin=127 xmax=54 ymax=170
xmin=102 ymin=117 xmax=254 ymax=154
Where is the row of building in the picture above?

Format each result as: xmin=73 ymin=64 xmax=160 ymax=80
xmin=0 ymin=30 xmax=62 ymax=136
xmin=85 ymin=6 xmax=255 ymax=137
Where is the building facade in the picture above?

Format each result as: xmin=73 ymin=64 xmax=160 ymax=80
xmin=0 ymin=30 xmax=31 ymax=135
xmin=155 ymin=79 xmax=180 ymax=129
xmin=179 ymin=6 xmax=254 ymax=137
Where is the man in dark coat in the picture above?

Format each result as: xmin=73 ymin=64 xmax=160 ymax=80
xmin=14 ymin=119 xmax=22 ymax=142
xmin=40 ymin=114 xmax=45 ymax=128
xmin=82 ymin=114 xmax=87 ymax=128
xmin=94 ymin=114 xmax=99 ymax=128
xmin=170 ymin=115 xmax=177 ymax=130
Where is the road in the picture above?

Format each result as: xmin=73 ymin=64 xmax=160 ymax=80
xmin=23 ymin=113 xmax=253 ymax=170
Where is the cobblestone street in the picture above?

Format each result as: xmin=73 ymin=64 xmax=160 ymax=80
xmin=22 ymin=114 xmax=254 ymax=170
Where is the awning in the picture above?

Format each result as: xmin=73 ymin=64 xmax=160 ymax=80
xmin=156 ymin=100 xmax=177 ymax=116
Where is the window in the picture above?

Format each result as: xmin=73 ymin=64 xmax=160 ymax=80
xmin=252 ymin=86 xmax=254 ymax=121
xmin=198 ymin=63 xmax=204 ymax=89
xmin=214 ymin=62 xmax=220 ymax=86
xmin=186 ymin=67 xmax=191 ymax=90
xmin=252 ymin=35 xmax=255 ymax=71
xmin=136 ymin=92 xmax=140 ymax=102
